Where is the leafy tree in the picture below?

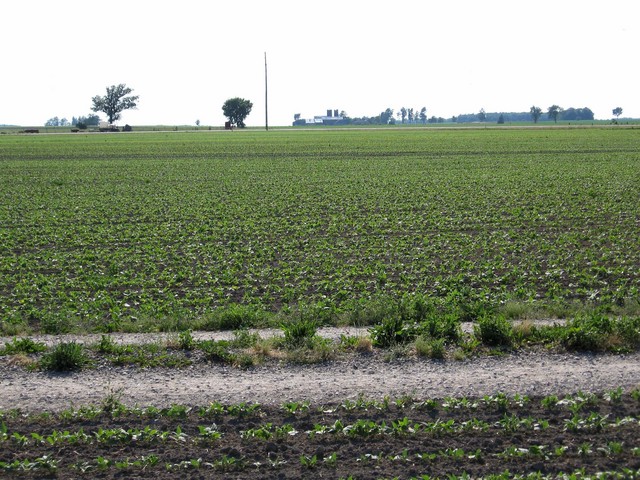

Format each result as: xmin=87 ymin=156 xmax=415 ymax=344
xmin=560 ymin=107 xmax=594 ymax=121
xmin=419 ymin=107 xmax=427 ymax=124
xmin=547 ymin=105 xmax=561 ymax=123
xmin=400 ymin=107 xmax=407 ymax=124
xmin=497 ymin=113 xmax=505 ymax=124
xmin=530 ymin=106 xmax=542 ymax=123
xmin=72 ymin=114 xmax=101 ymax=127
xmin=612 ymin=107 xmax=623 ymax=120
xmin=91 ymin=84 xmax=139 ymax=124
xmin=380 ymin=108 xmax=394 ymax=124
xmin=222 ymin=97 xmax=253 ymax=128
xmin=477 ymin=108 xmax=486 ymax=122
xmin=44 ymin=116 xmax=68 ymax=127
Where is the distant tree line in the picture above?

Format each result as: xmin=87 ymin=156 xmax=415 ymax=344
xmin=342 ymin=106 xmax=429 ymax=125
xmin=44 ymin=116 xmax=70 ymax=127
xmin=72 ymin=114 xmax=101 ymax=127
xmin=44 ymin=114 xmax=102 ymax=129
xmin=556 ymin=107 xmax=595 ymax=121
xmin=339 ymin=105 xmax=596 ymax=126
xmin=454 ymin=107 xmax=595 ymax=123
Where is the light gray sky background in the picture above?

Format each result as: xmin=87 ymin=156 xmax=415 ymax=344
xmin=1 ymin=0 xmax=636 ymax=127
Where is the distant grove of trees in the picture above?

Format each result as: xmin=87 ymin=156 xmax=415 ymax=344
xmin=335 ymin=105 xmax=597 ymax=126
xmin=44 ymin=114 xmax=102 ymax=128
xmin=72 ymin=114 xmax=101 ymax=128
xmin=342 ymin=107 xmax=433 ymax=125
xmin=44 ymin=116 xmax=70 ymax=127
xmin=454 ymin=107 xmax=595 ymax=123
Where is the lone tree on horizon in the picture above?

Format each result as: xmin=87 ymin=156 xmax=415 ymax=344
xmin=530 ymin=106 xmax=542 ymax=123
xmin=547 ymin=105 xmax=561 ymax=123
xmin=613 ymin=107 xmax=623 ymax=120
xmin=222 ymin=97 xmax=253 ymax=128
xmin=91 ymin=84 xmax=139 ymax=124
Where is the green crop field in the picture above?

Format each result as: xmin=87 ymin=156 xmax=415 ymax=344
xmin=1 ymin=127 xmax=639 ymax=334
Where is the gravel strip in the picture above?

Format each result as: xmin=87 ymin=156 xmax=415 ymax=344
xmin=2 ymin=348 xmax=638 ymax=412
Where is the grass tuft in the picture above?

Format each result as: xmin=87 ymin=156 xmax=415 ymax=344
xmin=474 ymin=315 xmax=513 ymax=348
xmin=40 ymin=342 xmax=88 ymax=372
xmin=0 ymin=337 xmax=47 ymax=356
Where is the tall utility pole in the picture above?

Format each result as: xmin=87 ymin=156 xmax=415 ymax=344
xmin=264 ymin=52 xmax=269 ymax=131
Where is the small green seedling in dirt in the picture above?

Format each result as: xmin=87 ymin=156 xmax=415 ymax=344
xmin=600 ymin=441 xmax=624 ymax=456
xmin=163 ymin=404 xmax=191 ymax=418
xmin=241 ymin=423 xmax=274 ymax=440
xmin=578 ymin=442 xmax=593 ymax=455
xmin=323 ymin=452 xmax=337 ymax=467
xmin=198 ymin=424 xmax=222 ymax=440
xmin=281 ymin=400 xmax=311 ymax=414
xmin=300 ymin=454 xmax=318 ymax=469
xmin=541 ymin=395 xmax=560 ymax=410
xmin=198 ymin=402 xmax=226 ymax=417
xmin=603 ymin=387 xmax=624 ymax=403
xmin=482 ymin=392 xmax=510 ymax=411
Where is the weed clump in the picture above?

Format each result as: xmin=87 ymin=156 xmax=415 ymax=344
xmin=0 ymin=337 xmax=46 ymax=356
xmin=202 ymin=305 xmax=271 ymax=331
xmin=369 ymin=316 xmax=416 ymax=348
xmin=415 ymin=337 xmax=446 ymax=359
xmin=199 ymin=340 xmax=235 ymax=363
xmin=562 ymin=314 xmax=640 ymax=352
xmin=474 ymin=315 xmax=513 ymax=347
xmin=40 ymin=342 xmax=88 ymax=372
xmin=280 ymin=318 xmax=319 ymax=350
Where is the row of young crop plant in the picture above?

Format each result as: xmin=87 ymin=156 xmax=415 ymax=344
xmin=3 ymin=405 xmax=638 ymax=443
xmin=5 ymin=451 xmax=638 ymax=479
xmin=2 ymin=388 xmax=638 ymax=422
xmin=2 ymin=457 xmax=639 ymax=480
xmin=2 ymin=432 xmax=639 ymax=477
xmin=2 ymin=419 xmax=638 ymax=465
xmin=370 ymin=468 xmax=640 ymax=480
xmin=2 ymin=129 xmax=639 ymax=334
xmin=2 ymin=389 xmax=638 ymax=478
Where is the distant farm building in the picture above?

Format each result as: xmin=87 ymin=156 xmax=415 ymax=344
xmin=293 ymin=109 xmax=345 ymax=126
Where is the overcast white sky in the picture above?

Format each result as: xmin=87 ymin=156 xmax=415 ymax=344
xmin=1 ymin=1 xmax=636 ymax=126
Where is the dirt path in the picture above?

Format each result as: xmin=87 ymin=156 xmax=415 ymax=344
xmin=2 ymin=341 xmax=639 ymax=412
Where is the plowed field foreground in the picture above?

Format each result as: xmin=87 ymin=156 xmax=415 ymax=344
xmin=1 ymin=347 xmax=640 ymax=479
xmin=1 ymin=390 xmax=639 ymax=479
